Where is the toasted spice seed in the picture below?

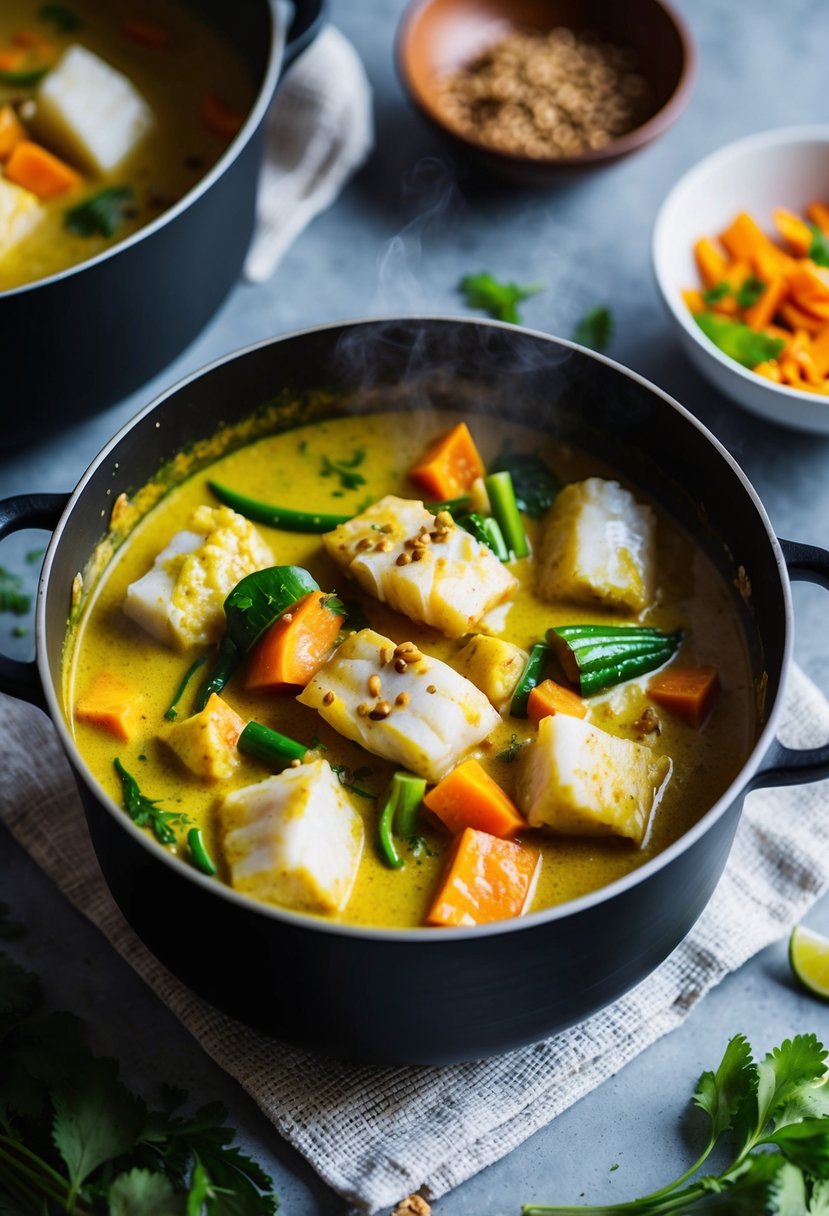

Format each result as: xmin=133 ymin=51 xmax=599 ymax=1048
xmin=370 ymin=700 xmax=392 ymax=720
xmin=395 ymin=644 xmax=423 ymax=663
xmin=417 ymin=530 xmax=431 ymax=544
xmin=357 ymin=702 xmax=371 ymax=717
xmin=322 ymin=690 xmax=335 ymax=706
xmin=395 ymin=691 xmax=410 ymax=707
xmin=368 ymin=674 xmax=382 ymax=697
xmin=426 ymin=684 xmax=437 ymax=694
xmin=356 ymin=537 xmax=373 ymax=551
xmin=290 ymin=757 xmax=302 ymax=767
xmin=380 ymin=646 xmax=393 ymax=665
xmin=375 ymin=540 xmax=393 ymax=552
xmin=396 ymin=552 xmax=412 ymax=566
xmin=394 ymin=657 xmax=408 ymax=673
xmin=412 ymin=548 xmax=426 ymax=562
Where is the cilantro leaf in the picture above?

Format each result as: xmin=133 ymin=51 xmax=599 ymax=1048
xmin=65 ymin=186 xmax=136 ymax=238
xmin=769 ymin=1161 xmax=808 ymax=1216
xmin=331 ymin=764 xmax=376 ymax=800
xmin=809 ymin=225 xmax=829 ymax=269
xmin=320 ymin=450 xmax=366 ymax=491
xmin=809 ymin=1179 xmax=829 ymax=1215
xmin=459 ymin=272 xmax=545 ymax=324
xmin=749 ymin=1036 xmax=829 ymax=1147
xmin=736 ymin=275 xmax=766 ymax=309
xmin=114 ymin=759 xmax=189 ymax=845
xmin=108 ymin=1167 xmax=185 ymax=1215
xmin=321 ymin=593 xmax=347 ymax=617
xmin=695 ymin=311 xmax=785 ymax=369
xmin=702 ymin=281 xmax=731 ymax=305
xmin=491 ymin=451 xmax=560 ymax=518
xmin=776 ymin=1078 xmax=829 ymax=1128
xmin=573 ymin=306 xmax=613 ymax=351
xmin=52 ymin=1056 xmax=146 ymax=1196
xmin=693 ymin=1033 xmax=755 ymax=1148
xmin=766 ymin=1120 xmax=829 ymax=1177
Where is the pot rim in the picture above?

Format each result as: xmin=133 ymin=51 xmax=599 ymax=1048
xmin=0 ymin=0 xmax=284 ymax=301
xmin=37 ymin=315 xmax=794 ymax=943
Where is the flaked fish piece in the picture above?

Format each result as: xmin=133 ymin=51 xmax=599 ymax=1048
xmin=218 ymin=759 xmax=363 ymax=913
xmin=516 ymin=713 xmax=671 ymax=846
xmin=323 ymin=495 xmax=517 ymax=638
xmin=298 ymin=627 xmax=501 ymax=784
xmin=124 ymin=505 xmax=272 ymax=649
xmin=535 ymin=478 xmax=655 ymax=613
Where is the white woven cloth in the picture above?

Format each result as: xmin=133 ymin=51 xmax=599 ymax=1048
xmin=2 ymin=665 xmax=829 ymax=1214
xmin=244 ymin=25 xmax=374 ymax=283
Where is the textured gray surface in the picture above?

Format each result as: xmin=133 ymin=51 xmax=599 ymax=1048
xmin=2 ymin=0 xmax=829 ymax=1212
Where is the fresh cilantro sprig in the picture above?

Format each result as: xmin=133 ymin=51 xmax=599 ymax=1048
xmin=459 ymin=272 xmax=545 ymax=324
xmin=572 ymin=306 xmax=613 ymax=351
xmin=114 ymin=759 xmax=189 ymax=846
xmin=0 ymin=946 xmax=277 ymax=1214
xmin=65 ymin=187 xmax=136 ymax=239
xmin=523 ymin=1032 xmax=829 ymax=1215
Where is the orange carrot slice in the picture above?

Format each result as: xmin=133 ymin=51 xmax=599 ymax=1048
xmin=4 ymin=140 xmax=80 ymax=199
xmin=806 ymin=201 xmax=829 ymax=236
xmin=424 ymin=758 xmax=528 ymax=838
xmin=244 ymin=591 xmax=342 ymax=692
xmin=0 ymin=104 xmax=25 ymax=162
xmin=409 ymin=421 xmax=486 ymax=500
xmin=426 ymin=827 xmax=540 ymax=927
xmin=773 ymin=207 xmax=813 ymax=257
xmin=648 ymin=666 xmax=720 ymax=728
xmin=75 ymin=672 xmax=139 ymax=741
xmin=526 ymin=678 xmax=587 ymax=724
xmin=693 ymin=237 xmax=728 ymax=288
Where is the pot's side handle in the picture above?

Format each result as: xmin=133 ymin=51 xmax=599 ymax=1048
xmin=751 ymin=537 xmax=829 ymax=789
xmin=0 ymin=494 xmax=69 ymax=711
xmin=281 ymin=0 xmax=327 ymax=68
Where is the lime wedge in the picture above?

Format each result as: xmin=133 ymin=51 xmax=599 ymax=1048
xmin=789 ymin=925 xmax=829 ymax=1001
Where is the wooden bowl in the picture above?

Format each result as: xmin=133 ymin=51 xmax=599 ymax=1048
xmin=396 ymin=0 xmax=696 ymax=184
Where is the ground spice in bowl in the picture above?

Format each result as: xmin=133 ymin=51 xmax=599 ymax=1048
xmin=433 ymin=26 xmax=652 ymax=159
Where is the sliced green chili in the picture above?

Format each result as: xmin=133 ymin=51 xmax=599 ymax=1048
xmin=547 ymin=625 xmax=683 ymax=696
xmin=187 ymin=827 xmax=217 ymax=876
xmin=194 ymin=635 xmax=240 ymax=713
xmin=377 ymin=771 xmax=428 ymax=868
xmin=457 ymin=512 xmax=509 ymax=561
xmin=164 ymin=655 xmax=208 ymax=721
xmin=510 ymin=642 xmax=551 ymax=718
xmin=237 ymin=721 xmax=308 ymax=769
xmin=209 ymin=481 xmax=352 ymax=532
xmin=484 ymin=470 xmax=529 ymax=559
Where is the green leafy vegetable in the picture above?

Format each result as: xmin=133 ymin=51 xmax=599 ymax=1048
xmin=736 ymin=275 xmax=766 ymax=309
xmin=320 ymin=450 xmax=366 ymax=491
xmin=573 ymin=306 xmax=613 ymax=351
xmin=113 ymin=759 xmax=188 ymax=846
xmin=809 ymin=225 xmax=829 ymax=269
xmin=0 ymin=568 xmax=30 ymax=616
xmin=65 ymin=187 xmax=136 ymax=239
xmin=695 ymin=312 xmax=785 ymax=369
xmin=522 ymin=1032 xmax=829 ymax=1216
xmin=0 ymin=941 xmax=278 ymax=1215
xmin=223 ymin=566 xmax=319 ymax=655
xmin=38 ymin=3 xmax=81 ymax=32
xmin=491 ymin=451 xmax=560 ymax=519
xmin=456 ymin=513 xmax=509 ymax=561
xmin=702 ymin=281 xmax=731 ymax=305
xmin=321 ymin=593 xmax=347 ymax=617
xmin=459 ymin=272 xmax=545 ymax=324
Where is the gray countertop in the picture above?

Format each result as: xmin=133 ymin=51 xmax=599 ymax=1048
xmin=3 ymin=1 xmax=829 ymax=1212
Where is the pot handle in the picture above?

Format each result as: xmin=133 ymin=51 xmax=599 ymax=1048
xmin=0 ymin=493 xmax=69 ymax=710
xmin=751 ymin=537 xmax=829 ymax=789
xmin=282 ymin=0 xmax=327 ymax=68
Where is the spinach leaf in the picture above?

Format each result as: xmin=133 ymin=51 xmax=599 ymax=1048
xmin=491 ymin=451 xmax=559 ymax=518
xmin=65 ymin=186 xmax=136 ymax=238
xmin=695 ymin=312 xmax=785 ymax=369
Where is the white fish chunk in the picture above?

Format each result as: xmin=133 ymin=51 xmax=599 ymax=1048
xmin=218 ymin=759 xmax=363 ymax=913
xmin=124 ymin=505 xmax=272 ymax=649
xmin=298 ymin=628 xmax=501 ymax=784
xmin=517 ymin=713 xmax=671 ymax=846
xmin=536 ymin=478 xmax=655 ymax=613
xmin=35 ymin=45 xmax=154 ymax=174
xmin=0 ymin=176 xmax=43 ymax=261
xmin=323 ymin=495 xmax=517 ymax=638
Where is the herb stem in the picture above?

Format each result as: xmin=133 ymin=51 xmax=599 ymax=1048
xmin=164 ymin=654 xmax=208 ymax=720
xmin=194 ymin=635 xmax=240 ymax=712
xmin=0 ymin=1141 xmax=74 ymax=1208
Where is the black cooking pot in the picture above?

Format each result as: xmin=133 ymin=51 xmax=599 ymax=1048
xmin=0 ymin=0 xmax=325 ymax=449
xmin=2 ymin=319 xmax=828 ymax=1066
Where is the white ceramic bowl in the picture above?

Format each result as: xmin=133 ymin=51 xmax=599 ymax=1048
xmin=653 ymin=126 xmax=829 ymax=433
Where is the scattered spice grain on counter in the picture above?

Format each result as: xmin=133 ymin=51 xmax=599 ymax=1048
xmin=433 ymin=26 xmax=651 ymax=158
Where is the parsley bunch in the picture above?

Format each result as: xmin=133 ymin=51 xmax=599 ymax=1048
xmin=524 ymin=1032 xmax=829 ymax=1215
xmin=0 ymin=948 xmax=277 ymax=1214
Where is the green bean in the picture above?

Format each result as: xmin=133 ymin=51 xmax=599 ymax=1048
xmin=187 ymin=828 xmax=217 ymax=876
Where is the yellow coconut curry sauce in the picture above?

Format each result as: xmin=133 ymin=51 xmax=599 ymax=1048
xmin=0 ymin=0 xmax=254 ymax=290
xmin=65 ymin=410 xmax=757 ymax=929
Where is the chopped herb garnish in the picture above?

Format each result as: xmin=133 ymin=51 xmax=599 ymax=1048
xmin=497 ymin=733 xmax=529 ymax=762
xmin=113 ymin=758 xmax=189 ymax=845
xmin=573 ymin=305 xmax=613 ymax=351
xmin=695 ymin=312 xmax=785 ymax=369
xmin=407 ymin=834 xmax=439 ymax=859
xmin=25 ymin=547 xmax=45 ymax=564
xmin=809 ymin=224 xmax=829 ymax=268
xmin=0 ymin=567 xmax=30 ymax=615
xmin=702 ymin=281 xmax=731 ymax=305
xmin=459 ymin=271 xmax=545 ymax=324
xmin=38 ymin=2 xmax=81 ymax=31
xmin=321 ymin=593 xmax=347 ymax=617
xmin=736 ymin=275 xmax=766 ymax=309
xmin=65 ymin=186 xmax=136 ymax=238
xmin=331 ymin=764 xmax=376 ymax=800
xmin=11 ymin=625 xmax=27 ymax=638
xmin=320 ymin=450 xmax=367 ymax=491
